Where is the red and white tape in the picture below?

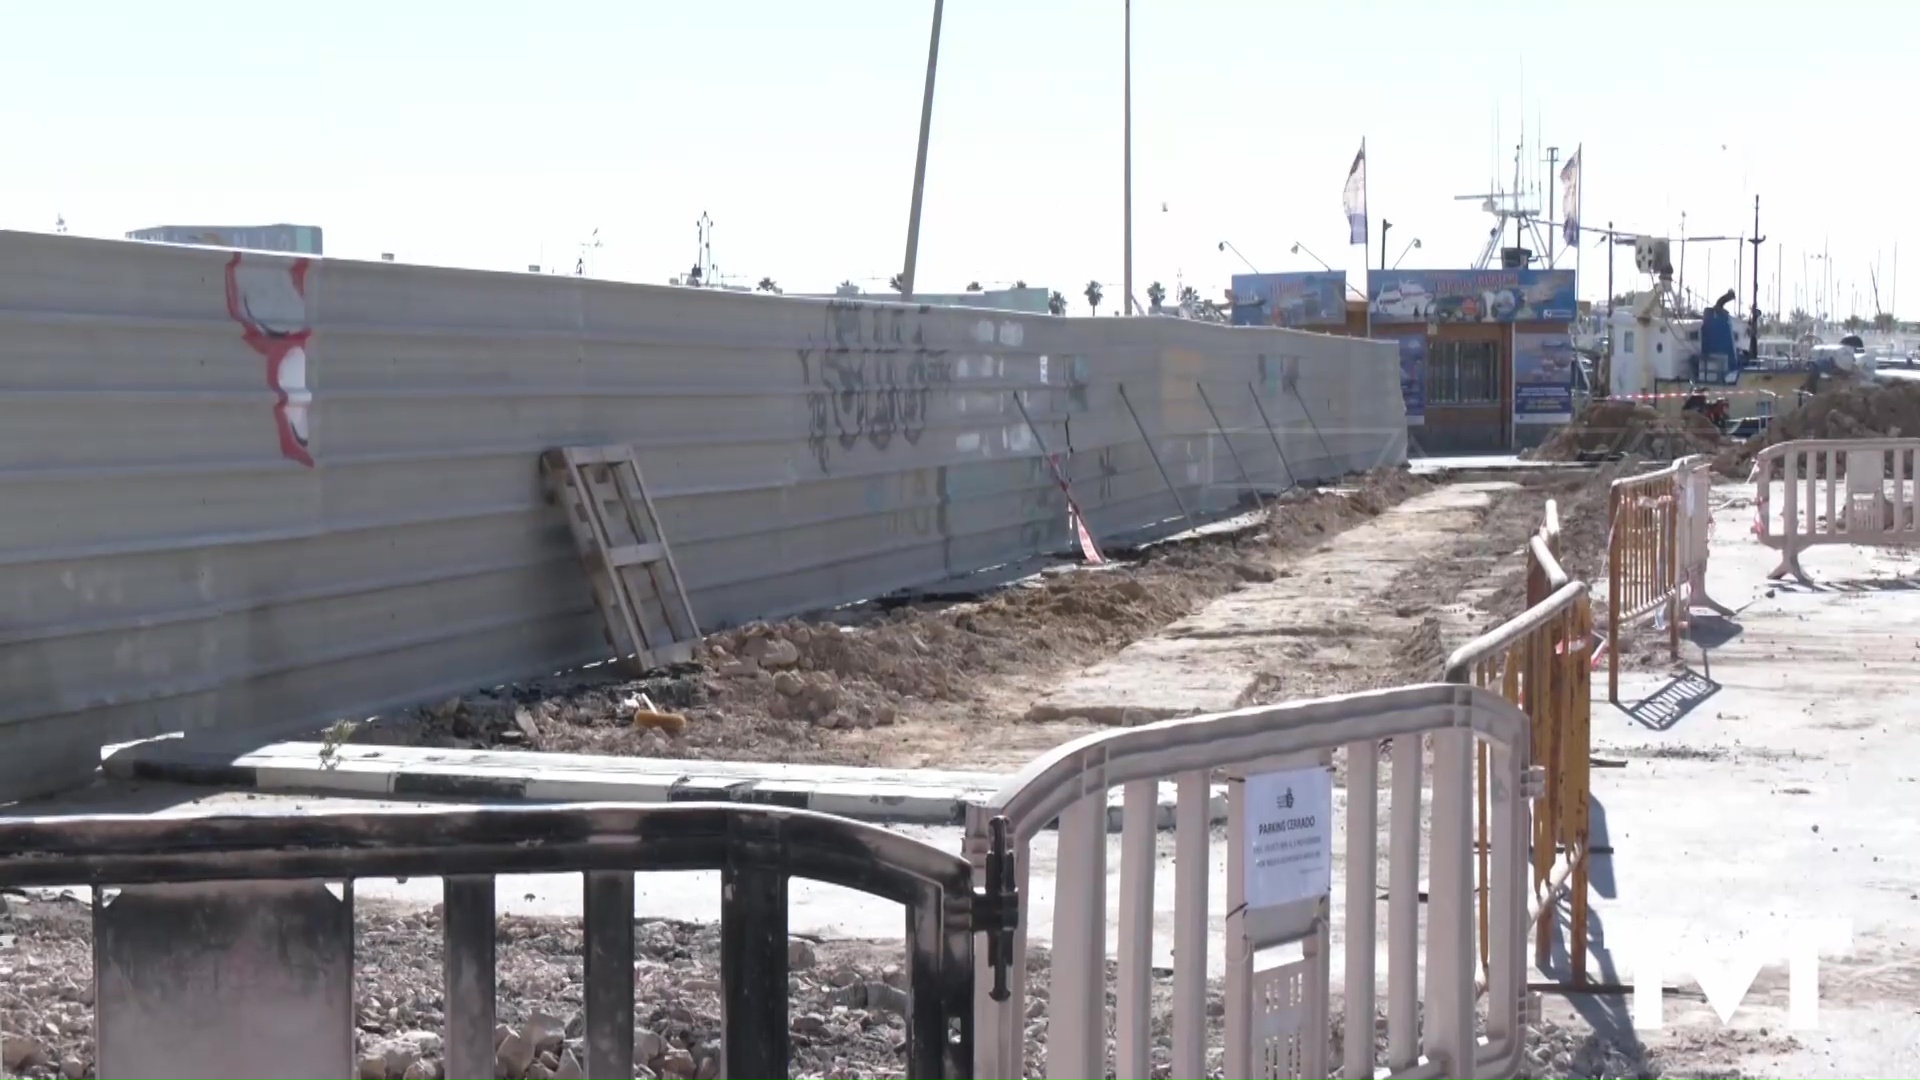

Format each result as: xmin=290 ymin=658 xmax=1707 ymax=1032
xmin=1612 ymin=388 xmax=1780 ymax=402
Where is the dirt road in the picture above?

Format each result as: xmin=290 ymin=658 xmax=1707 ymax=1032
xmin=343 ymin=466 xmax=1654 ymax=773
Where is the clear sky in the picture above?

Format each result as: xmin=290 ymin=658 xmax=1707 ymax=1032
xmin=2 ymin=0 xmax=1912 ymax=318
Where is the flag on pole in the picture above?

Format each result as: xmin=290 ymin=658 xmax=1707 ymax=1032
xmin=1343 ymin=142 xmax=1367 ymax=245
xmin=1560 ymin=146 xmax=1582 ymax=248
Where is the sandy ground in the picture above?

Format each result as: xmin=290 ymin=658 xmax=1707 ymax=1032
xmin=333 ymin=465 xmax=1669 ymax=774
xmin=336 ymin=471 xmax=1435 ymax=771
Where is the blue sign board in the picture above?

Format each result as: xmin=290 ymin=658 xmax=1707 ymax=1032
xmin=1230 ymin=272 xmax=1349 ymax=328
xmin=1513 ymin=330 xmax=1577 ymax=422
xmin=1367 ymin=268 xmax=1576 ymax=324
xmin=1392 ymin=333 xmax=1426 ymax=425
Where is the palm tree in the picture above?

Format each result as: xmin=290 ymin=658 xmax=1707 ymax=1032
xmin=1085 ymin=280 xmax=1104 ymax=316
xmin=756 ymin=277 xmax=779 ymax=293
xmin=1048 ymin=291 xmax=1068 ymax=316
xmin=1178 ymin=285 xmax=1200 ymax=310
xmin=963 ymin=281 xmax=981 ymax=292
xmin=888 ymin=273 xmax=907 ymax=294
xmin=1014 ymin=280 xmax=1028 ymax=289
xmin=1146 ymin=281 xmax=1167 ymax=311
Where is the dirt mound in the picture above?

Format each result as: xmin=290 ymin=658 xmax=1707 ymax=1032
xmin=1716 ymin=378 xmax=1920 ymax=476
xmin=359 ymin=469 xmax=1435 ymax=765
xmin=1528 ymin=400 xmax=1723 ymax=463
xmin=1472 ymin=460 xmax=1634 ymax=625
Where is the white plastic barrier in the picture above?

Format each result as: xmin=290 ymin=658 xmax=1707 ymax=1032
xmin=1751 ymin=438 xmax=1920 ymax=582
xmin=963 ymin=684 xmax=1533 ymax=1080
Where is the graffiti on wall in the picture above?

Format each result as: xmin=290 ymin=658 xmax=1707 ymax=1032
xmin=797 ymin=300 xmax=954 ymax=472
xmin=1258 ymin=353 xmax=1302 ymax=395
xmin=224 ymin=253 xmax=316 ymax=467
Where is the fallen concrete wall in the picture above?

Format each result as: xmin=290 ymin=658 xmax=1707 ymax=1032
xmin=0 ymin=230 xmax=1406 ymax=800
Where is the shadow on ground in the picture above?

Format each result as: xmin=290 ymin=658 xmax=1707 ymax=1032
xmin=1685 ymin=614 xmax=1744 ymax=651
xmin=1626 ymin=670 xmax=1722 ymax=732
xmin=1765 ymin=575 xmax=1920 ymax=595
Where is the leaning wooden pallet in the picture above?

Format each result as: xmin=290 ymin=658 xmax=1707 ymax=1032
xmin=540 ymin=445 xmax=700 ymax=673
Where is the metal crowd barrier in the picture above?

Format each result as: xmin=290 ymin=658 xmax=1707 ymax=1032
xmin=0 ymin=802 xmax=1018 ymax=1080
xmin=1751 ymin=438 xmax=1920 ymax=582
xmin=1444 ymin=499 xmax=1597 ymax=988
xmin=963 ymin=684 xmax=1532 ymax=1080
xmin=1603 ymin=455 xmax=1728 ymax=703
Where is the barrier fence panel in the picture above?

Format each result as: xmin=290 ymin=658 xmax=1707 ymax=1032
xmin=962 ymin=684 xmax=1532 ymax=1080
xmin=1750 ymin=438 xmax=1920 ymax=583
xmin=1445 ymin=500 xmax=1596 ymax=988
xmin=1604 ymin=455 xmax=1723 ymax=703
xmin=0 ymin=803 xmax=1017 ymax=1080
xmin=1674 ymin=455 xmax=1734 ymax=623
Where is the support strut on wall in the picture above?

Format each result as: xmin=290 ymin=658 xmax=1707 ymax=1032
xmin=1247 ymin=381 xmax=1299 ymax=493
xmin=1196 ymin=382 xmax=1264 ymax=512
xmin=541 ymin=445 xmax=701 ymax=673
xmin=1117 ymin=383 xmax=1196 ymax=531
xmin=1292 ymin=385 xmax=1336 ymax=463
xmin=1012 ymin=392 xmax=1105 ymax=563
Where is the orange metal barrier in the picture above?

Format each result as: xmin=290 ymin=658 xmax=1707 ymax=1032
xmin=1603 ymin=456 xmax=1728 ymax=704
xmin=1606 ymin=462 xmax=1681 ymax=705
xmin=1446 ymin=499 xmax=1595 ymax=988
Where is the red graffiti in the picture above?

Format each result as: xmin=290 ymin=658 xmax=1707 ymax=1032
xmin=224 ymin=253 xmax=315 ymax=467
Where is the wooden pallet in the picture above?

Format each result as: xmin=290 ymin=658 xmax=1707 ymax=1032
xmin=540 ymin=445 xmax=700 ymax=673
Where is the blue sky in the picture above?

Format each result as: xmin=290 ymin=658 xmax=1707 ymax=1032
xmin=2 ymin=0 xmax=1912 ymax=316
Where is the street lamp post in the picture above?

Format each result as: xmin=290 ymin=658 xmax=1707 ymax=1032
xmin=1290 ymin=242 xmax=1332 ymax=271
xmin=898 ymin=0 xmax=945 ymax=300
xmin=1380 ymin=220 xmax=1392 ymax=272
xmin=1219 ymin=240 xmax=1260 ymax=275
xmin=1393 ymin=238 xmax=1422 ymax=270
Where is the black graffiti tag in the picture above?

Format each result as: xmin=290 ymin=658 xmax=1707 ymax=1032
xmin=799 ymin=300 xmax=953 ymax=472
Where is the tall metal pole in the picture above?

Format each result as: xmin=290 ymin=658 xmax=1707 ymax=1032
xmin=1678 ymin=210 xmax=1687 ymax=309
xmin=1605 ymin=220 xmax=1615 ymax=393
xmin=1122 ymin=0 xmax=1134 ymax=315
xmin=899 ymin=0 xmax=945 ymax=299
xmin=1748 ymin=195 xmax=1764 ymax=359
xmin=1362 ymin=138 xmax=1371 ymax=339
xmin=1545 ymin=146 xmax=1558 ymax=266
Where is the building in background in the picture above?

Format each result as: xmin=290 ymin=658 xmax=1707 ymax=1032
xmin=126 ymin=223 xmax=323 ymax=255
xmin=1316 ymin=268 xmax=1579 ymax=454
xmin=1362 ymin=267 xmax=1578 ymax=454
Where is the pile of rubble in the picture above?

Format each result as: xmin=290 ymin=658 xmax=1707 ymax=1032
xmin=1528 ymin=400 xmax=1724 ymax=463
xmin=1717 ymin=377 xmax=1920 ymax=475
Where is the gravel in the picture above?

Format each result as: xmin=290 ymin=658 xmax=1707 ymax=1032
xmin=3 ymin=892 xmax=1773 ymax=1080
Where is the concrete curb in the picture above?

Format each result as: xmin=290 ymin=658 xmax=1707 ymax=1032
xmin=103 ymin=738 xmax=1228 ymax=831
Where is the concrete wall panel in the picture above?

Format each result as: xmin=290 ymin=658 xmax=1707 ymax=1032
xmin=0 ymin=230 xmax=1404 ymax=800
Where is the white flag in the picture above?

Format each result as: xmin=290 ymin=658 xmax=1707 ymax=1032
xmin=1344 ymin=142 xmax=1367 ymax=245
xmin=1560 ymin=147 xmax=1582 ymax=248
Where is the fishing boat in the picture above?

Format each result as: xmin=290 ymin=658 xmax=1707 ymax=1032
xmin=1603 ymin=236 xmax=1867 ymax=435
